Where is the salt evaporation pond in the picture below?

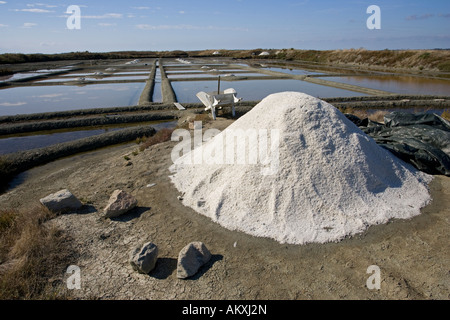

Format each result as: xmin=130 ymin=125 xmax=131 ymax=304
xmin=171 ymin=79 xmax=367 ymax=103
xmin=321 ymin=76 xmax=450 ymax=96
xmin=0 ymin=83 xmax=146 ymax=116
xmin=259 ymin=66 xmax=324 ymax=75
xmin=37 ymin=75 xmax=149 ymax=83
xmin=0 ymin=120 xmax=177 ymax=155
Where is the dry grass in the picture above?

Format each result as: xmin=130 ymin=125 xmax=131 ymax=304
xmin=138 ymin=128 xmax=175 ymax=151
xmin=338 ymin=107 xmax=388 ymax=123
xmin=197 ymin=48 xmax=450 ymax=72
xmin=441 ymin=109 xmax=450 ymax=121
xmin=0 ymin=206 xmax=75 ymax=299
xmin=368 ymin=110 xmax=389 ymax=123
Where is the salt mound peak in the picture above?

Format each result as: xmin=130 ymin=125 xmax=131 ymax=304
xmin=169 ymin=92 xmax=432 ymax=244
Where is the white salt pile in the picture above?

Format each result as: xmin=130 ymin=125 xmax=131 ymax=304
xmin=169 ymin=92 xmax=432 ymax=244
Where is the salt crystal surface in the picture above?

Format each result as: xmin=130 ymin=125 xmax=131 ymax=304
xmin=169 ymin=92 xmax=432 ymax=244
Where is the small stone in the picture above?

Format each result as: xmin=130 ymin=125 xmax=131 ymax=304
xmin=129 ymin=242 xmax=158 ymax=274
xmin=177 ymin=242 xmax=211 ymax=279
xmin=39 ymin=189 xmax=82 ymax=213
xmin=103 ymin=189 xmax=138 ymax=218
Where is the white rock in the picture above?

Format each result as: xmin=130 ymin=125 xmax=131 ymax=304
xmin=103 ymin=189 xmax=138 ymax=218
xmin=39 ymin=189 xmax=82 ymax=213
xmin=129 ymin=242 xmax=158 ymax=274
xmin=177 ymin=242 xmax=211 ymax=279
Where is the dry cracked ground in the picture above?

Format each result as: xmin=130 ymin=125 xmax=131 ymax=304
xmin=0 ymin=118 xmax=449 ymax=300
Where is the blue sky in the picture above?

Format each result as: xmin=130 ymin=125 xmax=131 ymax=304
xmin=0 ymin=0 xmax=449 ymax=53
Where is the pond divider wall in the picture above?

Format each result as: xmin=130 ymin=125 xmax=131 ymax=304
xmin=0 ymin=125 xmax=157 ymax=188
xmin=0 ymin=111 xmax=178 ymax=135
xmin=159 ymin=59 xmax=177 ymax=104
xmin=138 ymin=60 xmax=157 ymax=105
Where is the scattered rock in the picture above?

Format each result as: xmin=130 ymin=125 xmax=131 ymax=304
xmin=103 ymin=189 xmax=137 ymax=218
xmin=129 ymin=242 xmax=158 ymax=274
xmin=177 ymin=242 xmax=211 ymax=279
xmin=39 ymin=189 xmax=82 ymax=213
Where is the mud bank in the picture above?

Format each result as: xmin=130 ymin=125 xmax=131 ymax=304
xmin=0 ymin=125 xmax=156 ymax=190
xmin=0 ymin=112 xmax=177 ymax=135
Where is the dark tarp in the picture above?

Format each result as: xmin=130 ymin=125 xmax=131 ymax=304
xmin=345 ymin=112 xmax=450 ymax=176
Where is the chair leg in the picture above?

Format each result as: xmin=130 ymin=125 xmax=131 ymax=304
xmin=211 ymin=106 xmax=216 ymax=120
xmin=232 ymin=101 xmax=236 ymax=118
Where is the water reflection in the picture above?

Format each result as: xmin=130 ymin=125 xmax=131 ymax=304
xmin=0 ymin=83 xmax=147 ymax=116
xmin=322 ymin=76 xmax=450 ymax=95
xmin=171 ymin=79 xmax=367 ymax=103
xmin=0 ymin=120 xmax=177 ymax=155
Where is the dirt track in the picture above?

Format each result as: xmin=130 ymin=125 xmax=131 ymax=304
xmin=0 ymin=117 xmax=448 ymax=300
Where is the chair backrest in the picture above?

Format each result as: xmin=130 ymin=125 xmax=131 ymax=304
xmin=223 ymin=88 xmax=236 ymax=94
xmin=196 ymin=91 xmax=213 ymax=107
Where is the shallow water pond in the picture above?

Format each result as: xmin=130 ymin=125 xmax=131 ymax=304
xmin=322 ymin=76 xmax=450 ymax=96
xmin=37 ymin=75 xmax=149 ymax=83
xmin=0 ymin=83 xmax=146 ymax=116
xmin=259 ymin=66 xmax=324 ymax=76
xmin=0 ymin=120 xmax=177 ymax=154
xmin=171 ymin=79 xmax=367 ymax=103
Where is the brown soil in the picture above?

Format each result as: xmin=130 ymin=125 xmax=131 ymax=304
xmin=0 ymin=116 xmax=448 ymax=300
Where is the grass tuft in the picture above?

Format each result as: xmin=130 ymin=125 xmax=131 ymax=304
xmin=0 ymin=206 xmax=75 ymax=299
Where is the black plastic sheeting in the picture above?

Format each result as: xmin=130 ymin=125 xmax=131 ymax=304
xmin=345 ymin=112 xmax=450 ymax=176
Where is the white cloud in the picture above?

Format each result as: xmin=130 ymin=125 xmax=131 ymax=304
xmin=98 ymin=23 xmax=116 ymax=27
xmin=0 ymin=1 xmax=7 ymax=4
xmin=179 ymin=11 xmax=185 ymax=14
xmin=13 ymin=8 xmax=54 ymax=13
xmin=0 ymin=102 xmax=27 ymax=107
xmin=132 ymin=6 xmax=150 ymax=10
xmin=83 ymin=13 xmax=122 ymax=19
xmin=27 ymin=3 xmax=58 ymax=8
xmin=0 ymin=24 xmax=8 ymax=27
xmin=36 ymin=93 xmax=64 ymax=98
xmin=135 ymin=24 xmax=248 ymax=32
xmin=406 ymin=13 xmax=434 ymax=21
xmin=22 ymin=22 xmax=37 ymax=28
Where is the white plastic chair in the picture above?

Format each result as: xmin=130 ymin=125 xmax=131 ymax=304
xmin=196 ymin=89 xmax=241 ymax=120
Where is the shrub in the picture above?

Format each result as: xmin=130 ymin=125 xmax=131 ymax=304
xmin=138 ymin=128 xmax=175 ymax=151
